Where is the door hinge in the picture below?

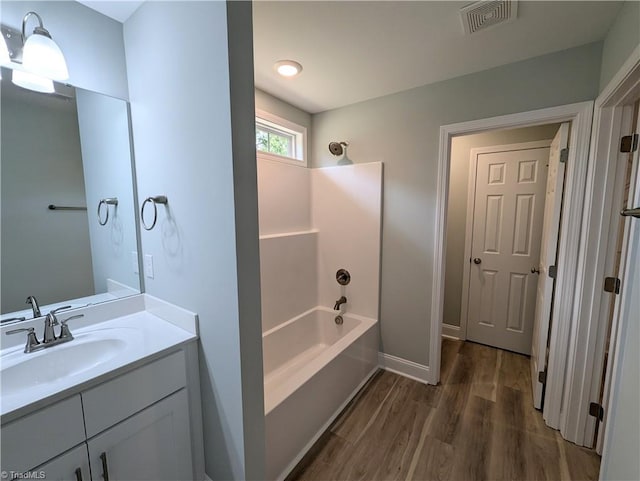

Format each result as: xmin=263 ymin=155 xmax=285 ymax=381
xmin=620 ymin=134 xmax=639 ymax=153
xmin=559 ymin=148 xmax=569 ymax=163
xmin=604 ymin=276 xmax=621 ymax=294
xmin=589 ymin=402 xmax=604 ymax=421
xmin=548 ymin=265 xmax=557 ymax=279
xmin=538 ymin=370 xmax=547 ymax=384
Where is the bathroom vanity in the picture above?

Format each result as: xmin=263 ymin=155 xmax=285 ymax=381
xmin=0 ymin=295 xmax=204 ymax=481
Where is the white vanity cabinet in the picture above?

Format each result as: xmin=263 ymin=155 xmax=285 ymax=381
xmin=87 ymin=390 xmax=193 ymax=481
xmin=1 ymin=395 xmax=86 ymax=478
xmin=29 ymin=445 xmax=91 ymax=481
xmin=1 ymin=348 xmax=198 ymax=481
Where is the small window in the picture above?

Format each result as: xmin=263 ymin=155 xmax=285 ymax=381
xmin=256 ymin=110 xmax=307 ymax=167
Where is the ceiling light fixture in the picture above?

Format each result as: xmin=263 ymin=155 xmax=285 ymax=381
xmin=20 ymin=11 xmax=68 ymax=81
xmin=274 ymin=60 xmax=302 ymax=78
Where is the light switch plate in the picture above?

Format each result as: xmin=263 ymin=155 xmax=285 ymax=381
xmin=144 ymin=254 xmax=154 ymax=279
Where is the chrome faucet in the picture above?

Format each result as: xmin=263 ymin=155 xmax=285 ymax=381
xmin=334 ymin=296 xmax=347 ymax=310
xmin=26 ymin=295 xmax=41 ymax=318
xmin=6 ymin=306 xmax=83 ymax=353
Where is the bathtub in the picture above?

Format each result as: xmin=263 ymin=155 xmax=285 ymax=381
xmin=263 ymin=306 xmax=378 ymax=480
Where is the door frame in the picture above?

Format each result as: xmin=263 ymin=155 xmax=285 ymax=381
xmin=431 ymin=101 xmax=594 ymax=433
xmin=458 ymin=140 xmax=553 ymax=341
xmin=561 ymin=45 xmax=640 ymax=448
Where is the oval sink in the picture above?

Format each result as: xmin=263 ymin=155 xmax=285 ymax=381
xmin=1 ymin=337 xmax=127 ymax=397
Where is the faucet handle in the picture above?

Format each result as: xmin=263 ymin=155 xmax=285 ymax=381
xmin=6 ymin=327 xmax=41 ymax=353
xmin=51 ymin=305 xmax=73 ymax=315
xmin=45 ymin=306 xmax=73 ymax=327
xmin=59 ymin=314 xmax=84 ymax=340
xmin=6 ymin=327 xmax=36 ymax=335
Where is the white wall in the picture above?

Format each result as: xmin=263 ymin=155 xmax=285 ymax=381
xmin=124 ymin=2 xmax=264 ymax=479
xmin=443 ymin=124 xmax=560 ymax=329
xmin=257 ymin=159 xmax=311 ymax=236
xmin=257 ymin=159 xmax=316 ymax=332
xmin=257 ymin=160 xmax=382 ymax=332
xmin=255 ymin=93 xmax=316 ymax=333
xmin=0 ymin=1 xmax=129 ymax=99
xmin=76 ymin=89 xmax=140 ymax=295
xmin=1 ymin=82 xmax=94 ymax=313
xmin=311 ymin=42 xmax=602 ymax=366
xmin=260 ymin=232 xmax=318 ymax=332
xmin=312 ymin=163 xmax=383 ymax=320
xmin=255 ymin=89 xmax=313 ymax=237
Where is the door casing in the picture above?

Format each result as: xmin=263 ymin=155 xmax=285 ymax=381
xmin=433 ymin=101 xmax=594 ymax=437
xmin=563 ymin=45 xmax=640 ymax=448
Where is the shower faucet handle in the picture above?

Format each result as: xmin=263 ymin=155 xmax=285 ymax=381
xmin=336 ymin=269 xmax=351 ymax=286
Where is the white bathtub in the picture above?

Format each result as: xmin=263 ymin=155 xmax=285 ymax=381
xmin=263 ymin=306 xmax=378 ymax=480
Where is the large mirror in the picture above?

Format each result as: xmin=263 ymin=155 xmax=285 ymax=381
xmin=1 ymin=67 xmax=142 ymax=321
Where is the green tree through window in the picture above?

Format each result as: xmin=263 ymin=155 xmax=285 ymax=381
xmin=256 ymin=126 xmax=293 ymax=157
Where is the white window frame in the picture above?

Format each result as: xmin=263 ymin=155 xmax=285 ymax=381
xmin=256 ymin=109 xmax=307 ymax=167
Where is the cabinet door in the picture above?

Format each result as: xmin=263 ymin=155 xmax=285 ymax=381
xmin=13 ymin=445 xmax=90 ymax=481
xmin=87 ymin=389 xmax=193 ymax=481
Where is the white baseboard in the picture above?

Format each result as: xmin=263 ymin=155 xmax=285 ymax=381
xmin=442 ymin=323 xmax=462 ymax=340
xmin=204 ymin=475 xmax=213 ymax=481
xmin=378 ymin=352 xmax=432 ymax=385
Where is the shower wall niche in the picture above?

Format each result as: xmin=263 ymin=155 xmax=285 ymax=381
xmin=257 ymin=158 xmax=383 ymax=333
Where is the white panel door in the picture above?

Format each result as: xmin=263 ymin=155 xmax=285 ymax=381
xmin=467 ymin=146 xmax=549 ymax=354
xmin=530 ymin=123 xmax=569 ymax=408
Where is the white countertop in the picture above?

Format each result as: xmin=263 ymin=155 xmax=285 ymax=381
xmin=0 ymin=295 xmax=198 ymax=422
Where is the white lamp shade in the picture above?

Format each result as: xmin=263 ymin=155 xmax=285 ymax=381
xmin=22 ymin=33 xmax=68 ymax=81
xmin=0 ymin=35 xmax=9 ymax=65
xmin=12 ymin=69 xmax=55 ymax=93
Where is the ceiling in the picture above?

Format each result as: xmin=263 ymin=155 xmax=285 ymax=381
xmin=76 ymin=1 xmax=144 ymax=22
xmin=253 ymin=1 xmax=622 ymax=113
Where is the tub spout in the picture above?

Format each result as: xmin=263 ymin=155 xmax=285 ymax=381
xmin=334 ymin=296 xmax=347 ymax=310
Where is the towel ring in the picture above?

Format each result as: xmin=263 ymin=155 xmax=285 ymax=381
xmin=141 ymin=195 xmax=168 ymax=231
xmin=97 ymin=198 xmax=119 ymax=226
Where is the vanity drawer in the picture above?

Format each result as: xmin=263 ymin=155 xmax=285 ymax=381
xmin=82 ymin=351 xmax=186 ymax=437
xmin=1 ymin=395 xmax=85 ymax=474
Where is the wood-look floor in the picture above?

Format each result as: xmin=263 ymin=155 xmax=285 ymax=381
xmin=287 ymin=340 xmax=601 ymax=481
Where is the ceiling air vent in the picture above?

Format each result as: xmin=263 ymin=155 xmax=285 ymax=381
xmin=460 ymin=0 xmax=518 ymax=35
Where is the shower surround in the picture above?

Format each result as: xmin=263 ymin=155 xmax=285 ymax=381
xmin=257 ymin=160 xmax=383 ymax=480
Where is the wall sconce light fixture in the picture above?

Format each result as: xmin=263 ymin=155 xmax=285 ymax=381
xmin=20 ymin=11 xmax=68 ymax=81
xmin=12 ymin=68 xmax=55 ymax=93
xmin=0 ymin=11 xmax=68 ymax=92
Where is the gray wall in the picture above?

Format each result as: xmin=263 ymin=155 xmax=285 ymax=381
xmin=443 ymin=124 xmax=560 ymax=328
xmin=311 ymin=42 xmax=603 ymax=366
xmin=124 ymin=2 xmax=264 ymax=479
xmin=1 ymin=83 xmax=94 ymax=313
xmin=256 ymin=88 xmax=312 ymax=133
xmin=0 ymin=1 xmax=129 ymax=99
xmin=599 ymin=0 xmax=640 ymax=91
